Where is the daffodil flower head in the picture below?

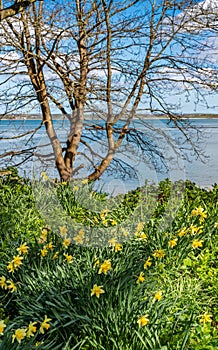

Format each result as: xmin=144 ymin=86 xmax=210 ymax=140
xmin=169 ymin=238 xmax=177 ymax=248
xmin=114 ymin=243 xmax=122 ymax=252
xmin=177 ymin=227 xmax=188 ymax=237
xmin=17 ymin=242 xmax=29 ymax=255
xmin=41 ymin=171 xmax=49 ymax=181
xmin=73 ymin=235 xmax=83 ymax=244
xmin=64 ymin=253 xmax=73 ymax=263
xmin=153 ymin=249 xmax=165 ymax=259
xmin=63 ymin=237 xmax=71 ymax=248
xmin=191 ymin=206 xmax=206 ymax=216
xmin=153 ymin=291 xmax=163 ymax=302
xmin=7 ymin=280 xmax=17 ymax=292
xmin=46 ymin=242 xmax=54 ymax=250
xmin=0 ymin=320 xmax=6 ymax=335
xmin=59 ymin=226 xmax=68 ymax=237
xmin=0 ymin=276 xmax=7 ymax=289
xmin=12 ymin=255 xmax=23 ymax=267
xmin=12 ymin=328 xmax=26 ymax=343
xmin=136 ymin=222 xmax=144 ymax=232
xmin=26 ymin=322 xmax=37 ymax=337
xmin=144 ymin=257 xmax=152 ymax=269
xmin=200 ymin=312 xmax=212 ymax=325
xmin=136 ymin=272 xmax=145 ymax=284
xmin=39 ymin=315 xmax=52 ymax=334
xmin=7 ymin=262 xmax=15 ymax=273
xmin=137 ymin=315 xmax=149 ymax=327
xmin=91 ymin=284 xmax=105 ymax=298
xmin=98 ymin=260 xmax=111 ymax=275
xmin=40 ymin=248 xmax=48 ymax=257
xmin=108 ymin=237 xmax=117 ymax=247
xmin=192 ymin=239 xmax=203 ymax=249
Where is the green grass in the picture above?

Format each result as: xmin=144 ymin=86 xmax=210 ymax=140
xmin=0 ymin=170 xmax=218 ymax=349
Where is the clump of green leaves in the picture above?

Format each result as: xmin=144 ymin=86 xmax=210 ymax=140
xmin=0 ymin=172 xmax=218 ymax=349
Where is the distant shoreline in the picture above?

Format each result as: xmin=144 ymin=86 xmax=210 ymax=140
xmin=1 ymin=113 xmax=218 ymax=121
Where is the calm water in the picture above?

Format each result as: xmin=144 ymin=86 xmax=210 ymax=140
xmin=0 ymin=118 xmax=217 ymax=193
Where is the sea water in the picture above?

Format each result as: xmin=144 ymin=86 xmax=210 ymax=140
xmin=0 ymin=118 xmax=217 ymax=193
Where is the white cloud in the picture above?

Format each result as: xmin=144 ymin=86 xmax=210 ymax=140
xmin=201 ymin=0 xmax=218 ymax=10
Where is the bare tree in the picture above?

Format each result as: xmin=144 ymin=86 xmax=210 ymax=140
xmin=0 ymin=0 xmax=217 ymax=181
xmin=0 ymin=0 xmax=39 ymax=21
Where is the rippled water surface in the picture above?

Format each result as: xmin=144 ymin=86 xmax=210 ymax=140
xmin=0 ymin=118 xmax=217 ymax=192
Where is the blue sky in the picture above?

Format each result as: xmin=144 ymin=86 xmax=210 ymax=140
xmin=0 ymin=0 xmax=217 ymax=115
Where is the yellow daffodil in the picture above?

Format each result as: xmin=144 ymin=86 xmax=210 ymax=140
xmin=82 ymin=178 xmax=89 ymax=184
xmin=59 ymin=226 xmax=68 ymax=237
xmin=40 ymin=248 xmax=48 ymax=257
xmin=100 ymin=213 xmax=106 ymax=220
xmin=121 ymin=229 xmax=129 ymax=237
xmin=64 ymin=253 xmax=73 ymax=263
xmin=16 ymin=243 xmax=29 ymax=255
xmin=153 ymin=291 xmax=163 ymax=302
xmin=189 ymin=225 xmax=203 ymax=235
xmin=26 ymin=322 xmax=37 ymax=337
xmin=153 ymin=249 xmax=165 ymax=259
xmin=41 ymin=171 xmax=49 ymax=181
xmin=114 ymin=243 xmax=122 ymax=252
xmin=93 ymin=258 xmax=100 ymax=267
xmin=177 ymin=227 xmax=188 ymax=237
xmin=110 ymin=219 xmax=117 ymax=226
xmin=102 ymin=218 xmax=108 ymax=226
xmin=53 ymin=252 xmax=59 ymax=260
xmin=136 ymin=272 xmax=145 ymax=284
xmin=78 ymin=229 xmax=85 ymax=237
xmin=0 ymin=276 xmax=7 ymax=289
xmin=200 ymin=312 xmax=212 ymax=325
xmin=39 ymin=315 xmax=52 ymax=334
xmin=200 ymin=212 xmax=207 ymax=223
xmin=144 ymin=257 xmax=152 ymax=269
xmin=0 ymin=320 xmax=6 ymax=335
xmin=134 ymin=231 xmax=140 ymax=237
xmin=91 ymin=284 xmax=105 ymax=298
xmin=73 ymin=235 xmax=83 ymax=244
xmin=100 ymin=209 xmax=108 ymax=219
xmin=7 ymin=262 xmax=15 ymax=273
xmin=12 ymin=255 xmax=23 ymax=267
xmin=192 ymin=239 xmax=203 ymax=249
xmin=35 ymin=341 xmax=43 ymax=347
xmin=38 ymin=229 xmax=48 ymax=244
xmin=38 ymin=237 xmax=47 ymax=244
xmin=139 ymin=232 xmax=147 ymax=240
xmin=191 ymin=206 xmax=207 ymax=223
xmin=73 ymin=185 xmax=79 ymax=191
xmin=46 ymin=242 xmax=54 ymax=250
xmin=169 ymin=238 xmax=177 ymax=248
xmin=63 ymin=238 xmax=71 ymax=248
xmin=137 ymin=315 xmax=149 ymax=327
xmin=136 ymin=222 xmax=144 ymax=232
xmin=98 ymin=260 xmax=111 ymax=275
xmin=191 ymin=206 xmax=205 ymax=216
xmin=108 ymin=237 xmax=117 ymax=247
xmin=41 ymin=228 xmax=48 ymax=237
xmin=12 ymin=328 xmax=26 ymax=343
xmin=7 ymin=280 xmax=17 ymax=292
xmin=214 ymin=222 xmax=218 ymax=228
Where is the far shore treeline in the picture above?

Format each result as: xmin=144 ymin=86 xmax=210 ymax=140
xmin=1 ymin=113 xmax=218 ymax=120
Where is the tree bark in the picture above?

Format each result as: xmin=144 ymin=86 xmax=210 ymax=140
xmin=0 ymin=0 xmax=38 ymax=21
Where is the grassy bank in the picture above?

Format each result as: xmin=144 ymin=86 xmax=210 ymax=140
xmin=0 ymin=171 xmax=218 ymax=349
